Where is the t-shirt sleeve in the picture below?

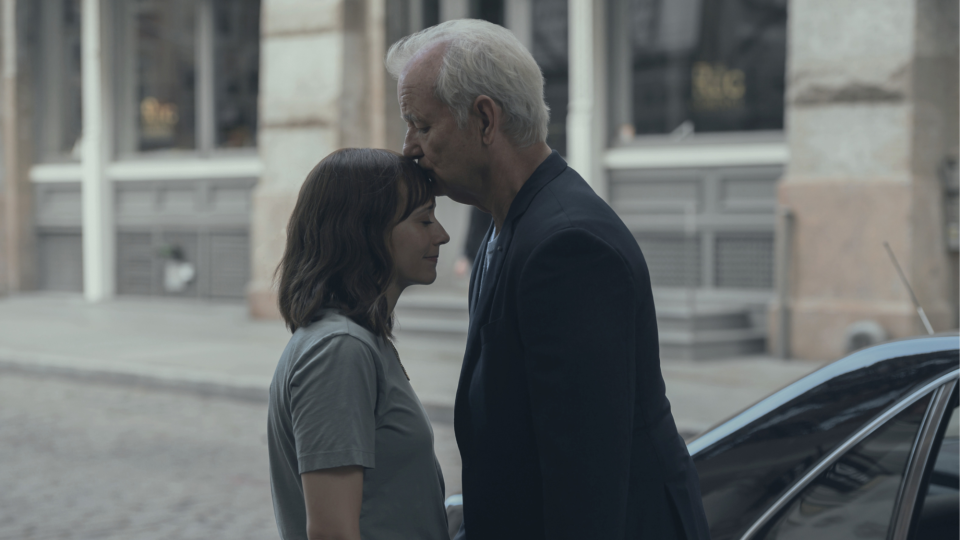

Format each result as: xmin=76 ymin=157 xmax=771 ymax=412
xmin=288 ymin=333 xmax=379 ymax=474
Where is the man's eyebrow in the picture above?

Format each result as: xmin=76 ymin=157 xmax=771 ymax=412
xmin=402 ymin=112 xmax=422 ymax=124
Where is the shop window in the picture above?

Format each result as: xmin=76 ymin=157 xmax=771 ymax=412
xmin=609 ymin=0 xmax=786 ymax=142
xmin=115 ymin=0 xmax=260 ymax=155
xmin=531 ymin=0 xmax=568 ymax=156
xmin=33 ymin=0 xmax=83 ymax=163
xmin=212 ymin=0 xmax=260 ymax=148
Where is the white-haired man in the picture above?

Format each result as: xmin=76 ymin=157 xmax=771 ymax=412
xmin=387 ymin=20 xmax=710 ymax=540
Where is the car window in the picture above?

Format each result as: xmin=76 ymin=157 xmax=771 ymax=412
xmin=755 ymin=393 xmax=932 ymax=540
xmin=912 ymin=401 xmax=958 ymax=540
xmin=693 ymin=350 xmax=957 ymax=539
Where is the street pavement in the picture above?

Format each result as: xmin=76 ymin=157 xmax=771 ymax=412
xmin=0 ymin=293 xmax=829 ymax=538
xmin=0 ymin=372 xmax=279 ymax=540
xmin=0 ymin=372 xmax=461 ymax=540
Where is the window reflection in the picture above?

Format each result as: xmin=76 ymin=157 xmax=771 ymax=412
xmin=914 ymin=403 xmax=959 ymax=539
xmin=116 ymin=0 xmax=260 ymax=155
xmin=134 ymin=0 xmax=197 ymax=151
xmin=213 ymin=0 xmax=259 ymax=148
xmin=612 ymin=0 xmax=786 ymax=139
xmin=531 ymin=0 xmax=567 ymax=156
xmin=692 ymin=352 xmax=959 ymax=538
xmin=35 ymin=0 xmax=83 ymax=162
xmin=757 ymin=395 xmax=932 ymax=540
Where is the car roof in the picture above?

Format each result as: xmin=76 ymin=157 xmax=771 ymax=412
xmin=688 ymin=334 xmax=959 ymax=455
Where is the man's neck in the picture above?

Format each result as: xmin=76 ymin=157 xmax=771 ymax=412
xmin=485 ymin=142 xmax=552 ymax=231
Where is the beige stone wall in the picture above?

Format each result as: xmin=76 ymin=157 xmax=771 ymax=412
xmin=249 ymin=0 xmax=387 ymax=318
xmin=1 ymin=0 xmax=37 ymax=295
xmin=775 ymin=0 xmax=959 ymax=359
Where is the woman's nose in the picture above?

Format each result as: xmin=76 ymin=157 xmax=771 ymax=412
xmin=436 ymin=223 xmax=450 ymax=245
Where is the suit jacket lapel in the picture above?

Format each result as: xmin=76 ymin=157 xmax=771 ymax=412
xmin=466 ymin=152 xmax=567 ymax=337
xmin=467 ymin=222 xmax=492 ymax=319
xmin=455 ymin=152 xmax=570 ymax=442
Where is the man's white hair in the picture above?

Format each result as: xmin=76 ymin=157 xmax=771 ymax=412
xmin=386 ymin=19 xmax=550 ymax=148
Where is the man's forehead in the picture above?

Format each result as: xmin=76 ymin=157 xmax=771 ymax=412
xmin=399 ymin=42 xmax=446 ymax=91
xmin=398 ymin=74 xmax=437 ymax=120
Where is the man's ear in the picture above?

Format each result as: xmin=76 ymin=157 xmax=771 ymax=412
xmin=473 ymin=95 xmax=500 ymax=146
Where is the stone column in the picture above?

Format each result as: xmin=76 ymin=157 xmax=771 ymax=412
xmin=81 ymin=0 xmax=114 ymax=301
xmin=774 ymin=0 xmax=959 ymax=360
xmin=1 ymin=0 xmax=36 ymax=294
xmin=566 ymin=0 xmax=606 ymax=198
xmin=249 ymin=0 xmax=387 ymax=318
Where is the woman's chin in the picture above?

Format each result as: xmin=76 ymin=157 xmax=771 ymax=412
xmin=400 ymin=274 xmax=438 ymax=289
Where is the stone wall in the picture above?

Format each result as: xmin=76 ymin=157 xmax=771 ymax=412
xmin=249 ymin=0 xmax=386 ymax=317
xmin=773 ymin=0 xmax=959 ymax=359
xmin=1 ymin=0 xmax=37 ymax=294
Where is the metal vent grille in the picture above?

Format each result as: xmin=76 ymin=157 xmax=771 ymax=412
xmin=634 ymin=234 xmax=701 ymax=287
xmin=117 ymin=232 xmax=154 ymax=295
xmin=38 ymin=233 xmax=83 ymax=292
xmin=210 ymin=233 xmax=250 ymax=298
xmin=715 ymin=235 xmax=774 ymax=289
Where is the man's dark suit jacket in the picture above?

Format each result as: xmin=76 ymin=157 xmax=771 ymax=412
xmin=454 ymin=152 xmax=710 ymax=540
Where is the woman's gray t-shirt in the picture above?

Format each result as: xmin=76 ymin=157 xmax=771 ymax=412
xmin=267 ymin=310 xmax=448 ymax=540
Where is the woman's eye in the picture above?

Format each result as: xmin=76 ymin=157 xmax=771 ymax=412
xmin=421 ymin=220 xmax=434 ymax=226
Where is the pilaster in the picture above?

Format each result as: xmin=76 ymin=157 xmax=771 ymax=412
xmin=1 ymin=0 xmax=36 ymax=294
xmin=249 ymin=0 xmax=388 ymax=318
xmin=774 ymin=0 xmax=959 ymax=359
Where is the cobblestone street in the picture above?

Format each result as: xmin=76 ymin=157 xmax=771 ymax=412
xmin=0 ymin=372 xmax=460 ymax=540
xmin=0 ymin=296 xmax=827 ymax=540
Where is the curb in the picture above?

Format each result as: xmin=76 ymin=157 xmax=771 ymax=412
xmin=0 ymin=348 xmax=271 ymax=402
xmin=0 ymin=348 xmax=459 ymax=425
xmin=0 ymin=350 xmax=707 ymax=435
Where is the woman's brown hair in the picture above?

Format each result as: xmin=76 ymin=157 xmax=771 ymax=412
xmin=276 ymin=148 xmax=435 ymax=336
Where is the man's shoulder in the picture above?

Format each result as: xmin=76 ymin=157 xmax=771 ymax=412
xmin=520 ymin=170 xmax=630 ymax=241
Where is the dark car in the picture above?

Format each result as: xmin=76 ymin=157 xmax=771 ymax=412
xmin=689 ymin=334 xmax=959 ymax=540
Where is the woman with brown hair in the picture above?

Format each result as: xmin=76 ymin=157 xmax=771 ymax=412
xmin=267 ymin=148 xmax=451 ymax=540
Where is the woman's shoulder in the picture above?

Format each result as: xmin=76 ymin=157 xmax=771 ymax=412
xmin=291 ymin=310 xmax=382 ymax=357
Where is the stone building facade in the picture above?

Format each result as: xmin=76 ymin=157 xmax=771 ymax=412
xmin=774 ymin=0 xmax=959 ymax=359
xmin=0 ymin=0 xmax=955 ymax=361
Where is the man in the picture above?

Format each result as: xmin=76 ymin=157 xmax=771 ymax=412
xmin=386 ymin=20 xmax=711 ymax=540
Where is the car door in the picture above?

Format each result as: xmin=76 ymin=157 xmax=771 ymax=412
xmin=738 ymin=373 xmax=958 ymax=540
xmin=904 ymin=382 xmax=958 ymax=540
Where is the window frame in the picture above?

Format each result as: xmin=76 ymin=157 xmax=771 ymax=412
xmin=740 ymin=371 xmax=960 ymax=540
xmin=34 ymin=0 xmax=84 ymax=164
xmin=111 ymin=0 xmax=259 ymax=160
xmin=897 ymin=382 xmax=959 ymax=539
xmin=604 ymin=0 xmax=787 ymax=151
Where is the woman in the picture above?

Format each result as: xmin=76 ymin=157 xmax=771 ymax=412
xmin=267 ymin=148 xmax=451 ymax=540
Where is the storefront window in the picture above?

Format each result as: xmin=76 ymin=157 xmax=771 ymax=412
xmin=133 ymin=0 xmax=197 ymax=151
xmin=531 ymin=0 xmax=568 ymax=155
xmin=34 ymin=0 xmax=83 ymax=162
xmin=115 ymin=0 xmax=260 ymax=155
xmin=610 ymin=0 xmax=786 ymax=140
xmin=213 ymin=0 xmax=260 ymax=148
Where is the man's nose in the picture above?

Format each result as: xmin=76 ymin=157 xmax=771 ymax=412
xmin=402 ymin=128 xmax=423 ymax=158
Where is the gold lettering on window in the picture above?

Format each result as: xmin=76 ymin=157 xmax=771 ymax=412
xmin=691 ymin=63 xmax=746 ymax=111
xmin=140 ymin=97 xmax=180 ymax=139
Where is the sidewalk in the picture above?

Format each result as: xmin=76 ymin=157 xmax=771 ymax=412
xmin=0 ymin=293 xmax=829 ymax=435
